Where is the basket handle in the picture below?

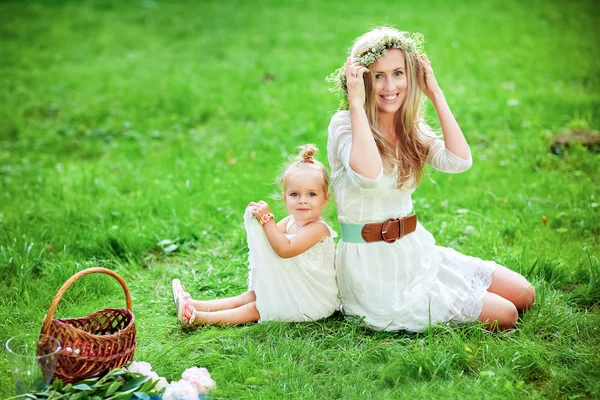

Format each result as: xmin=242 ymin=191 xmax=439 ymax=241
xmin=41 ymin=267 xmax=133 ymax=334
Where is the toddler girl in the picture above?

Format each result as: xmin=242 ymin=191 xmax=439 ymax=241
xmin=172 ymin=145 xmax=339 ymax=327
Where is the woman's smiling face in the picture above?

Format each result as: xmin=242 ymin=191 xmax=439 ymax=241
xmin=370 ymin=48 xmax=408 ymax=116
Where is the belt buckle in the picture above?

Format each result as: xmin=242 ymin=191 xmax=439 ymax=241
xmin=381 ymin=218 xmax=400 ymax=243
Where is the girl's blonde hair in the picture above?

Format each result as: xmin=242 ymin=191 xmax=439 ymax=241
xmin=350 ymin=27 xmax=430 ymax=188
xmin=281 ymin=144 xmax=329 ymax=194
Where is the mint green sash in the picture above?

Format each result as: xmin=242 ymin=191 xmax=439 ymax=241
xmin=339 ymin=223 xmax=366 ymax=243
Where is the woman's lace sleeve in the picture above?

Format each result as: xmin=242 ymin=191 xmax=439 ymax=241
xmin=422 ymin=125 xmax=473 ymax=173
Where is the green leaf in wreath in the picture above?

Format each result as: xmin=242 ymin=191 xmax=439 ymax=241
xmin=133 ymin=392 xmax=150 ymax=400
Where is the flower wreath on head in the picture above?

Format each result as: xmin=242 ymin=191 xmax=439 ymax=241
xmin=326 ymin=31 xmax=426 ymax=110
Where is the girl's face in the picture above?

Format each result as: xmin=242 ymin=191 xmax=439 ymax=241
xmin=283 ymin=169 xmax=328 ymax=225
xmin=370 ymin=48 xmax=408 ymax=116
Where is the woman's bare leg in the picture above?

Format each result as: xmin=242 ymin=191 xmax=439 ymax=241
xmin=478 ymin=292 xmax=519 ymax=331
xmin=191 ymin=302 xmax=260 ymax=326
xmin=488 ymin=266 xmax=536 ymax=311
xmin=190 ymin=290 xmax=256 ymax=312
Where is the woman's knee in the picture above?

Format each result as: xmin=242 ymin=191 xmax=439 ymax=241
xmin=479 ymin=293 xmax=519 ymax=331
xmin=492 ymin=302 xmax=518 ymax=331
xmin=509 ymin=279 xmax=535 ymax=311
xmin=489 ymin=267 xmax=536 ymax=311
xmin=502 ymin=303 xmax=519 ymax=329
xmin=517 ymin=285 xmax=536 ymax=311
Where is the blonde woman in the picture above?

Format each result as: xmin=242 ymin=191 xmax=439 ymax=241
xmin=327 ymin=27 xmax=535 ymax=332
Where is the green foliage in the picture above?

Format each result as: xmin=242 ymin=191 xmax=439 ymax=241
xmin=7 ymin=369 xmax=162 ymax=400
xmin=0 ymin=0 xmax=598 ymax=399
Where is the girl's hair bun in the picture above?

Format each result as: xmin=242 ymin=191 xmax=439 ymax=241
xmin=297 ymin=144 xmax=318 ymax=163
xmin=278 ymin=143 xmax=329 ymax=196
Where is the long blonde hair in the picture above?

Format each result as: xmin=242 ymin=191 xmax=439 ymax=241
xmin=350 ymin=27 xmax=430 ymax=188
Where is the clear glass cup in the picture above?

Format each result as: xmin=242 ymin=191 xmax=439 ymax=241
xmin=5 ymin=333 xmax=61 ymax=394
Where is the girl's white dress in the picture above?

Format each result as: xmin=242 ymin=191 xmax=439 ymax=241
xmin=245 ymin=208 xmax=339 ymax=322
xmin=328 ymin=111 xmax=499 ymax=332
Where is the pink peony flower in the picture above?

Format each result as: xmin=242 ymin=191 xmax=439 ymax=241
xmin=181 ymin=367 xmax=216 ymax=394
xmin=162 ymin=379 xmax=199 ymax=400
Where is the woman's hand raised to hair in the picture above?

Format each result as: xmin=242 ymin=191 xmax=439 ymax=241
xmin=417 ymin=55 xmax=442 ymax=101
xmin=345 ymin=57 xmax=370 ymax=109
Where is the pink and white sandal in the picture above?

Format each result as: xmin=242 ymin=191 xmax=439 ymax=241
xmin=172 ymin=279 xmax=196 ymax=327
xmin=176 ymin=292 xmax=197 ymax=328
xmin=171 ymin=279 xmax=191 ymax=306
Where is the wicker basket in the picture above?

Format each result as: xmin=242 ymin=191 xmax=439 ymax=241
xmin=40 ymin=267 xmax=136 ymax=384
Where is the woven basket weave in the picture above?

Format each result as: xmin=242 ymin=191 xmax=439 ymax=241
xmin=40 ymin=267 xmax=136 ymax=384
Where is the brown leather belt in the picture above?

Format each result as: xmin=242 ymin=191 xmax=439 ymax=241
xmin=360 ymin=214 xmax=418 ymax=243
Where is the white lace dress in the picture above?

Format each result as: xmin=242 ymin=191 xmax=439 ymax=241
xmin=327 ymin=111 xmax=498 ymax=332
xmin=245 ymin=208 xmax=339 ymax=322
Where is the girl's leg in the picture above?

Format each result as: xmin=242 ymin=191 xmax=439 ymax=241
xmin=488 ymin=266 xmax=536 ymax=311
xmin=190 ymin=290 xmax=256 ymax=312
xmin=188 ymin=302 xmax=260 ymax=326
xmin=478 ymin=292 xmax=518 ymax=331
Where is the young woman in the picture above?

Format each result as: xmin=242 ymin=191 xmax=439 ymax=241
xmin=327 ymin=27 xmax=535 ymax=332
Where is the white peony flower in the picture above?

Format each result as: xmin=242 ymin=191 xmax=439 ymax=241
xmin=126 ymin=361 xmax=170 ymax=393
xmin=127 ymin=361 xmax=154 ymax=377
xmin=162 ymin=380 xmax=199 ymax=400
xmin=182 ymin=367 xmax=211 ymax=380
xmin=181 ymin=367 xmax=217 ymax=394
xmin=155 ymin=376 xmax=169 ymax=392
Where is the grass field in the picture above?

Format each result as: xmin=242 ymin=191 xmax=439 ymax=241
xmin=1 ymin=0 xmax=599 ymax=398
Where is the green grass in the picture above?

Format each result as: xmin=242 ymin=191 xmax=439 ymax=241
xmin=1 ymin=0 xmax=599 ymax=398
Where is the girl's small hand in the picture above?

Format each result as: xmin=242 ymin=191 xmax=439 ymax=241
xmin=345 ymin=57 xmax=370 ymax=108
xmin=251 ymin=200 xmax=271 ymax=219
xmin=417 ymin=55 xmax=442 ymax=100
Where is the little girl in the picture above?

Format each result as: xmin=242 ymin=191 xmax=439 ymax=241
xmin=172 ymin=145 xmax=339 ymax=327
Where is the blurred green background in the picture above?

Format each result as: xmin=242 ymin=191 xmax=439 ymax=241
xmin=1 ymin=0 xmax=598 ymax=398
